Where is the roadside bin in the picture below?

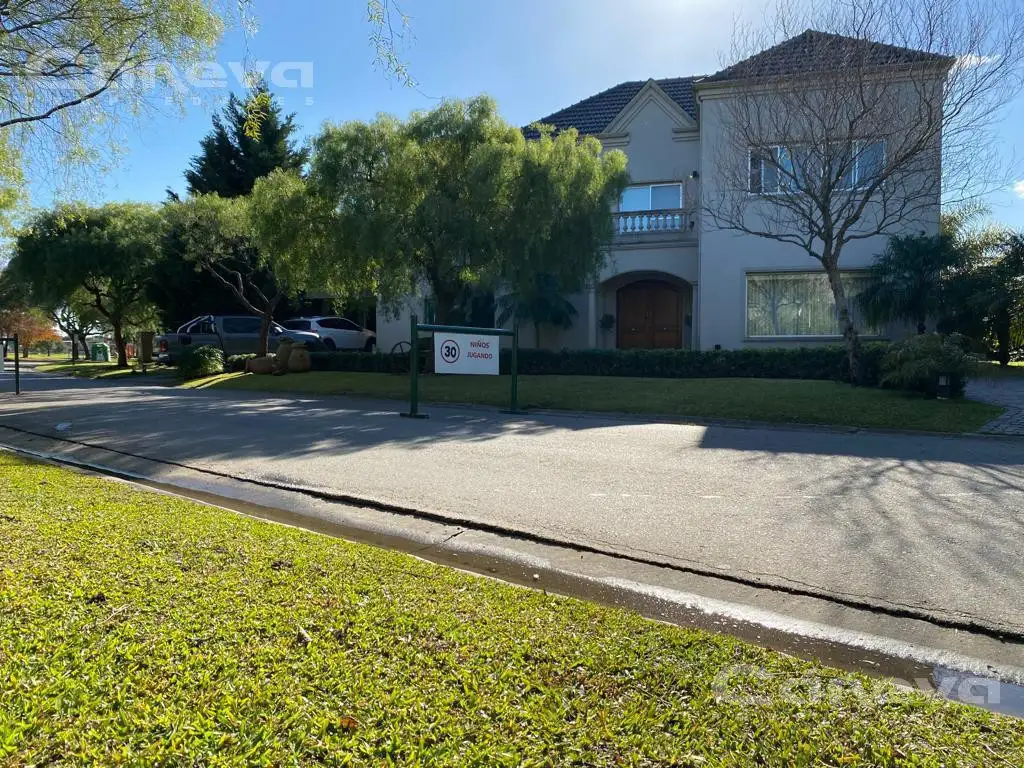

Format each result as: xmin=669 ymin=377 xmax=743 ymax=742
xmin=90 ymin=343 xmax=110 ymax=362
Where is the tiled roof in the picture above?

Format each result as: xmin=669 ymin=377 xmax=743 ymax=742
xmin=524 ymin=77 xmax=699 ymax=138
xmin=703 ymin=29 xmax=953 ymax=84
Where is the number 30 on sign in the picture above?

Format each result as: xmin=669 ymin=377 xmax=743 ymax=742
xmin=434 ymin=333 xmax=499 ymax=375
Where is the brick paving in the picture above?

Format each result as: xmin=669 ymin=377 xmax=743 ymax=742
xmin=967 ymin=377 xmax=1024 ymax=435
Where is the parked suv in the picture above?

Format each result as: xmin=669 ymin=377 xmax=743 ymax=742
xmin=280 ymin=316 xmax=376 ymax=352
xmin=155 ymin=315 xmax=321 ymax=364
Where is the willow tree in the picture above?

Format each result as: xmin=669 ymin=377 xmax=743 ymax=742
xmin=0 ymin=1 xmax=411 ymax=225
xmin=165 ymin=194 xmax=307 ymax=355
xmin=251 ymin=97 xmax=628 ymax=324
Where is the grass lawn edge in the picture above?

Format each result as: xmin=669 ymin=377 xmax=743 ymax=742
xmin=2 ymin=451 xmax=1022 ymax=765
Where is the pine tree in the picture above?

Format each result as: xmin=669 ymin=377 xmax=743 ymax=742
xmin=185 ymin=86 xmax=308 ymax=199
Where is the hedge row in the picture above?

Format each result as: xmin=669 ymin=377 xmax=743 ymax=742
xmin=309 ymin=344 xmax=888 ymax=384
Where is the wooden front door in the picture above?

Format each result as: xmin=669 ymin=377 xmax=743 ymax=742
xmin=617 ymin=281 xmax=682 ymax=349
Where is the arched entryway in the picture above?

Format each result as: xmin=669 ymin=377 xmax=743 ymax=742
xmin=617 ymin=280 xmax=684 ymax=349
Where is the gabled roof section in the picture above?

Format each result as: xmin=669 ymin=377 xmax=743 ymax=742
xmin=523 ymin=77 xmax=700 ymax=139
xmin=703 ymin=29 xmax=954 ymax=84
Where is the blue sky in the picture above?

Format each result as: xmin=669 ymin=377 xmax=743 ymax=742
xmin=32 ymin=0 xmax=1024 ymax=229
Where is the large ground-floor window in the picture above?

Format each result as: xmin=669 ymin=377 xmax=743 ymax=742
xmin=745 ymin=271 xmax=881 ymax=338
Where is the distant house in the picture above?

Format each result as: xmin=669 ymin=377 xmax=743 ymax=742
xmin=376 ymin=30 xmax=946 ymax=353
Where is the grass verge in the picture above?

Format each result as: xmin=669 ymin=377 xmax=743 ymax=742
xmin=188 ymin=371 xmax=1002 ymax=433
xmin=35 ymin=361 xmax=176 ymax=380
xmin=1 ymin=452 xmax=1021 ymax=765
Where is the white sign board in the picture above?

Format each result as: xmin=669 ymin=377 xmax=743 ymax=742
xmin=434 ymin=333 xmax=499 ymax=375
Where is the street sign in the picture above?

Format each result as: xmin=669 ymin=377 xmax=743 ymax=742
xmin=434 ymin=332 xmax=499 ymax=375
xmin=401 ymin=317 xmax=519 ymax=418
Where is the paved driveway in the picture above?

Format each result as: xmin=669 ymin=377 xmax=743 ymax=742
xmin=967 ymin=376 xmax=1024 ymax=435
xmin=1 ymin=375 xmax=1023 ymax=657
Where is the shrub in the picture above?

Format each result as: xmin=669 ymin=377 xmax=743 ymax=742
xmin=505 ymin=344 xmax=888 ymax=384
xmin=178 ymin=345 xmax=225 ymax=380
xmin=881 ymin=334 xmax=973 ymax=398
xmin=309 ymin=344 xmax=889 ymax=383
xmin=225 ymin=353 xmax=257 ymax=373
xmin=310 ymin=351 xmax=405 ymax=373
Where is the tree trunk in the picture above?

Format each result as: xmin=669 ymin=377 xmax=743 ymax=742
xmin=77 ymin=331 xmax=89 ymax=360
xmin=433 ymin=287 xmax=458 ymax=326
xmin=917 ymin=319 xmax=927 ymax=335
xmin=259 ymin=313 xmax=272 ymax=357
xmin=112 ymin=322 xmax=128 ymax=367
xmin=71 ymin=337 xmax=79 ymax=362
xmin=996 ymin=310 xmax=1011 ymax=367
xmin=824 ymin=261 xmax=863 ymax=385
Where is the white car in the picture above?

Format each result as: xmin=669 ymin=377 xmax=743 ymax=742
xmin=280 ymin=316 xmax=376 ymax=352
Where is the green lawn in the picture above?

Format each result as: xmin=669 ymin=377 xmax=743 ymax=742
xmin=188 ymin=371 xmax=1003 ymax=433
xmin=35 ymin=360 xmax=176 ymax=380
xmin=1 ymin=453 xmax=1020 ymax=765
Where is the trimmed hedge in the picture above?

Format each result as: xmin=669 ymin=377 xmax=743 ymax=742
xmin=310 ymin=344 xmax=888 ymax=384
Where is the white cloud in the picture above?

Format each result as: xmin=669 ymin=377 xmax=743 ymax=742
xmin=955 ymin=54 xmax=1001 ymax=70
xmin=1014 ymin=180 xmax=1024 ymax=198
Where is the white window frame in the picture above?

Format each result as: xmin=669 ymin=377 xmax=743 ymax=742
xmin=837 ymin=139 xmax=886 ymax=191
xmin=748 ymin=140 xmax=886 ymax=195
xmin=619 ymin=182 xmax=683 ymax=211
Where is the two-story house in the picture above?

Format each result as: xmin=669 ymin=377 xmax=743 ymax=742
xmin=376 ymin=30 xmax=948 ymax=353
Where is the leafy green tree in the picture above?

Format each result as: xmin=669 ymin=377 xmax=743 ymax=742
xmin=0 ymin=0 xmax=228 ymax=225
xmin=858 ymin=234 xmax=966 ymax=335
xmin=164 ymin=194 xmax=302 ymax=355
xmin=9 ymin=203 xmax=163 ymax=366
xmin=185 ymin=86 xmax=308 ymax=199
xmin=936 ymin=204 xmax=1022 ymax=364
xmin=497 ymin=274 xmax=578 ymax=347
xmin=252 ymin=97 xmax=628 ymax=324
xmin=148 ymin=86 xmax=307 ymax=329
xmin=952 ymin=236 xmax=1024 ymax=366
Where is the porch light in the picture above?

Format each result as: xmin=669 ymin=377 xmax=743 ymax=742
xmin=690 ymin=171 xmax=700 ymax=180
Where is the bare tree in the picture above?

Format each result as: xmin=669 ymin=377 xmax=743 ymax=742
xmin=702 ymin=0 xmax=1024 ymax=381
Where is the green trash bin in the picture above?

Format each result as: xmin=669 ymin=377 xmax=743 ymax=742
xmin=90 ymin=343 xmax=110 ymax=363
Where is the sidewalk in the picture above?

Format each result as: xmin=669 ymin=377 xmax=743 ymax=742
xmin=968 ymin=377 xmax=1024 ymax=435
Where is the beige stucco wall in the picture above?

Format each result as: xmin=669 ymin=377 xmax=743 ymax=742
xmin=602 ymin=94 xmax=700 ymax=190
xmin=695 ymin=86 xmax=941 ymax=351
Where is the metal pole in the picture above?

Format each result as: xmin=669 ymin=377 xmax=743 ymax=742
xmin=510 ymin=322 xmax=519 ymax=413
xmin=13 ymin=334 xmax=20 ymax=395
xmin=401 ymin=314 xmax=427 ymax=418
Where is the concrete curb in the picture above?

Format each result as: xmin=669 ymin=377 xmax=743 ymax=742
xmin=3 ymin=435 xmax=1023 ymax=709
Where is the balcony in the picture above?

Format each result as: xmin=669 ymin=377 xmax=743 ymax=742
xmin=613 ymin=209 xmax=697 ymax=243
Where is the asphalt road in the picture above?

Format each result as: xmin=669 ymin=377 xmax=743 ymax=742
xmin=2 ymin=365 xmax=1023 ymax=650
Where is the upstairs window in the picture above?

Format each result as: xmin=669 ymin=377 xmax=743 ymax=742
xmin=619 ymin=183 xmax=683 ymax=211
xmin=749 ymin=141 xmax=886 ymax=194
xmin=838 ymin=140 xmax=885 ymax=190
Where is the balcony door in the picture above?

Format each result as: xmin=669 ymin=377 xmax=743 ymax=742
xmin=617 ymin=280 xmax=682 ymax=349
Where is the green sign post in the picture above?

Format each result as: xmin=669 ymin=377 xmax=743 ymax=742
xmin=1 ymin=334 xmax=20 ymax=395
xmin=401 ymin=314 xmax=519 ymax=419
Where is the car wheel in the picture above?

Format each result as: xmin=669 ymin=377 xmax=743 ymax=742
xmin=323 ymin=338 xmax=336 ymax=351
